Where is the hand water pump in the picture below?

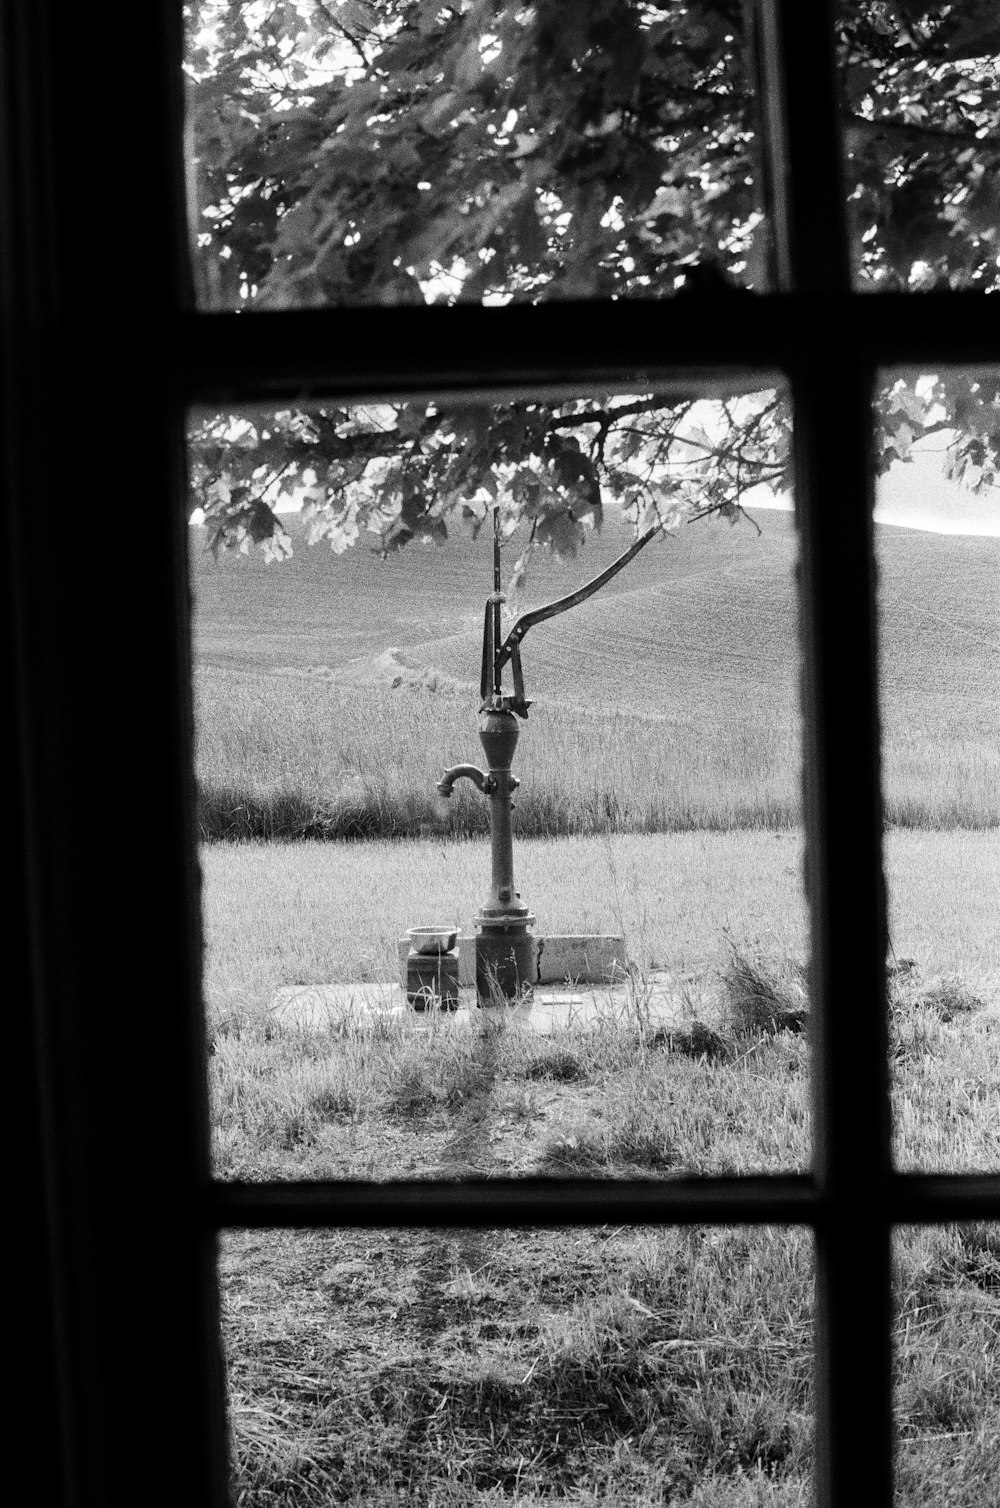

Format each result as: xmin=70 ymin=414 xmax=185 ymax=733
xmin=437 ymin=508 xmax=661 ymax=1005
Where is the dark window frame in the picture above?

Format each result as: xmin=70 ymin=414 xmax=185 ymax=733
xmin=7 ymin=4 xmax=998 ymax=1508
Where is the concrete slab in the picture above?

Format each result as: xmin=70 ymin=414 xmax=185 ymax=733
xmin=272 ymin=973 xmax=686 ymax=1036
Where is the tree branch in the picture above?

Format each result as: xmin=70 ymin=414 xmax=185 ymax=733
xmin=842 ymin=110 xmax=996 ymax=156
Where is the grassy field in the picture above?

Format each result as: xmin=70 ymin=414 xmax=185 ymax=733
xmin=220 ymin=1217 xmax=997 ymax=1508
xmin=205 ymin=829 xmax=999 ymax=1504
xmin=191 ymin=510 xmax=999 ymax=838
xmin=200 ymin=829 xmax=999 ymax=1027
xmin=194 ymin=506 xmax=998 ymax=1503
xmin=204 ymin=831 xmax=999 ymax=1503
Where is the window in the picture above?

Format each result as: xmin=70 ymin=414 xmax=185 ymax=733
xmin=9 ymin=5 xmax=997 ymax=1508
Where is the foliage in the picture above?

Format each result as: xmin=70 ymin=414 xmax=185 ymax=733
xmin=184 ymin=2 xmax=1000 ymax=564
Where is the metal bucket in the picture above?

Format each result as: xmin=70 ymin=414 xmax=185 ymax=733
xmin=406 ymin=925 xmax=460 ymax=955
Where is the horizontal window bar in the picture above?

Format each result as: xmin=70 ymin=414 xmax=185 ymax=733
xmin=890 ymin=1174 xmax=1000 ymax=1224
xmin=208 ymin=1172 xmax=1000 ymax=1230
xmin=170 ymin=295 xmax=1000 ymax=402
xmin=209 ymin=1175 xmax=815 ymax=1229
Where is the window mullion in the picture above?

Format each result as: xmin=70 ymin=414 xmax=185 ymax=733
xmin=755 ymin=5 xmax=893 ymax=1507
xmin=796 ymin=360 xmax=892 ymax=1508
xmin=752 ymin=0 xmax=852 ymax=295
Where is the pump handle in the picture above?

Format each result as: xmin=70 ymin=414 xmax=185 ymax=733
xmin=480 ymin=510 xmax=662 ymax=716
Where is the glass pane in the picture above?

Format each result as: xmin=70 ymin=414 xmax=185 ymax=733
xmin=874 ymin=368 xmax=999 ymax=1174
xmin=184 ymin=1 xmax=769 ymax=309
xmin=220 ymin=1223 xmax=814 ymax=1503
xmin=894 ymin=1224 xmax=1000 ymax=1506
xmin=188 ymin=382 xmax=811 ymax=1181
xmin=837 ymin=4 xmax=1000 ymax=290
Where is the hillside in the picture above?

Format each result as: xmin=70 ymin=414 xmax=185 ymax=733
xmin=190 ymin=508 xmax=999 ymax=733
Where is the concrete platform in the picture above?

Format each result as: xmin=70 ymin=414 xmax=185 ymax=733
xmin=272 ymin=973 xmax=686 ymax=1036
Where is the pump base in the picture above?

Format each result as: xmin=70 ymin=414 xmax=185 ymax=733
xmin=475 ymin=926 xmax=538 ymax=1007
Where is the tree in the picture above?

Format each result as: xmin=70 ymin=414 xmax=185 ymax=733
xmin=184 ymin=1 xmax=1000 ymax=565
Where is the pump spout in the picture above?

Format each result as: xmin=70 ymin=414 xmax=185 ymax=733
xmin=437 ymin=764 xmax=495 ymax=799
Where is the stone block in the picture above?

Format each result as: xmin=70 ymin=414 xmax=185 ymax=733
xmin=398 ymin=933 xmax=628 ymax=988
xmin=536 ymin=935 xmax=628 ymax=984
xmin=399 ymin=937 xmax=476 ymax=988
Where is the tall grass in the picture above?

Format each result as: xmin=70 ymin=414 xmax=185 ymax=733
xmin=194 ymin=667 xmax=998 ymax=840
xmin=199 ymin=828 xmax=999 ymax=1028
xmin=202 ymin=812 xmax=999 ymax=1504
xmin=211 ymin=947 xmax=999 ymax=1504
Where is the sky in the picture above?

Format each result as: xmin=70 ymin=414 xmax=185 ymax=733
xmin=749 ymin=442 xmax=1000 ymax=537
xmin=873 ymin=449 xmax=1000 ymax=536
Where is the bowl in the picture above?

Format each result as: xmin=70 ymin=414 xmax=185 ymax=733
xmin=407 ymin=925 xmax=460 ymax=955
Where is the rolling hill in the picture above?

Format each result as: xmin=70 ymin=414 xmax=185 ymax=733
xmin=190 ymin=507 xmax=998 ymax=736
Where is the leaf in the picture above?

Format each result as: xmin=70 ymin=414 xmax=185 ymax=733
xmin=637 ymin=500 xmax=664 ymax=535
xmin=535 ymin=509 xmax=580 ymax=559
xmin=643 ymin=186 xmax=688 ymax=220
xmin=506 ymin=551 xmax=530 ymax=599
xmin=420 ymin=91 xmax=459 ymax=130
xmin=453 ymin=38 xmax=482 ymax=88
xmin=337 ymin=1 xmax=379 ymax=31
xmin=511 ymin=132 xmax=542 ymax=160
xmin=395 ymin=405 xmax=428 ymax=438
xmin=261 ymin=528 xmax=294 ymax=563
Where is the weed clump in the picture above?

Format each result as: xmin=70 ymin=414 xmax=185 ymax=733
xmin=521 ymin=1047 xmax=588 ymax=1083
xmin=888 ymin=961 xmax=985 ymax=1021
xmin=382 ymin=1034 xmax=498 ymax=1120
xmin=914 ymin=975 xmax=984 ymax=1021
xmin=385 ymin=1060 xmax=438 ymax=1117
xmin=939 ymin=1224 xmax=1000 ymax=1292
xmin=541 ymin=1106 xmax=681 ymax=1175
xmin=648 ymin=1021 xmax=733 ymax=1062
xmin=720 ymin=940 xmax=808 ymax=1038
xmin=887 ymin=966 xmax=985 ymax=1067
xmin=539 ymin=1126 xmax=610 ymax=1173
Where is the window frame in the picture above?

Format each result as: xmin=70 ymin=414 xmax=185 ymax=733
xmin=7 ymin=4 xmax=998 ymax=1508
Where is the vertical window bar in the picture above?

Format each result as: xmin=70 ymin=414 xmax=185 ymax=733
xmin=3 ymin=6 xmax=84 ymax=1500
xmin=754 ymin=5 xmax=892 ymax=1507
xmin=795 ymin=361 xmax=891 ymax=1508
xmin=4 ymin=6 xmax=229 ymax=1507
xmin=752 ymin=0 xmax=852 ymax=294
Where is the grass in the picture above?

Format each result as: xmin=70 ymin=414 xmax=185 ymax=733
xmin=719 ymin=939 xmax=808 ymax=1038
xmin=203 ymin=833 xmax=999 ymax=1503
xmin=220 ymin=1222 xmax=820 ymax=1506
xmin=194 ymin=664 xmax=998 ymax=839
xmin=191 ymin=509 xmax=999 ymax=839
xmin=199 ymin=828 xmax=999 ymax=1030
xmin=211 ymin=967 xmax=998 ymax=1504
xmin=192 ymin=504 xmax=998 ymax=1501
xmin=195 ymin=668 xmax=812 ymax=840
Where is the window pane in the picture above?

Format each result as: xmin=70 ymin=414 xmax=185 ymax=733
xmin=184 ymin=1 xmax=769 ymax=309
xmin=220 ymin=1222 xmax=814 ymax=1502
xmin=894 ymin=1224 xmax=999 ymax=1506
xmin=874 ymin=368 xmax=999 ymax=1174
xmin=837 ymin=3 xmax=1000 ymax=290
xmin=188 ymin=383 xmax=811 ymax=1181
